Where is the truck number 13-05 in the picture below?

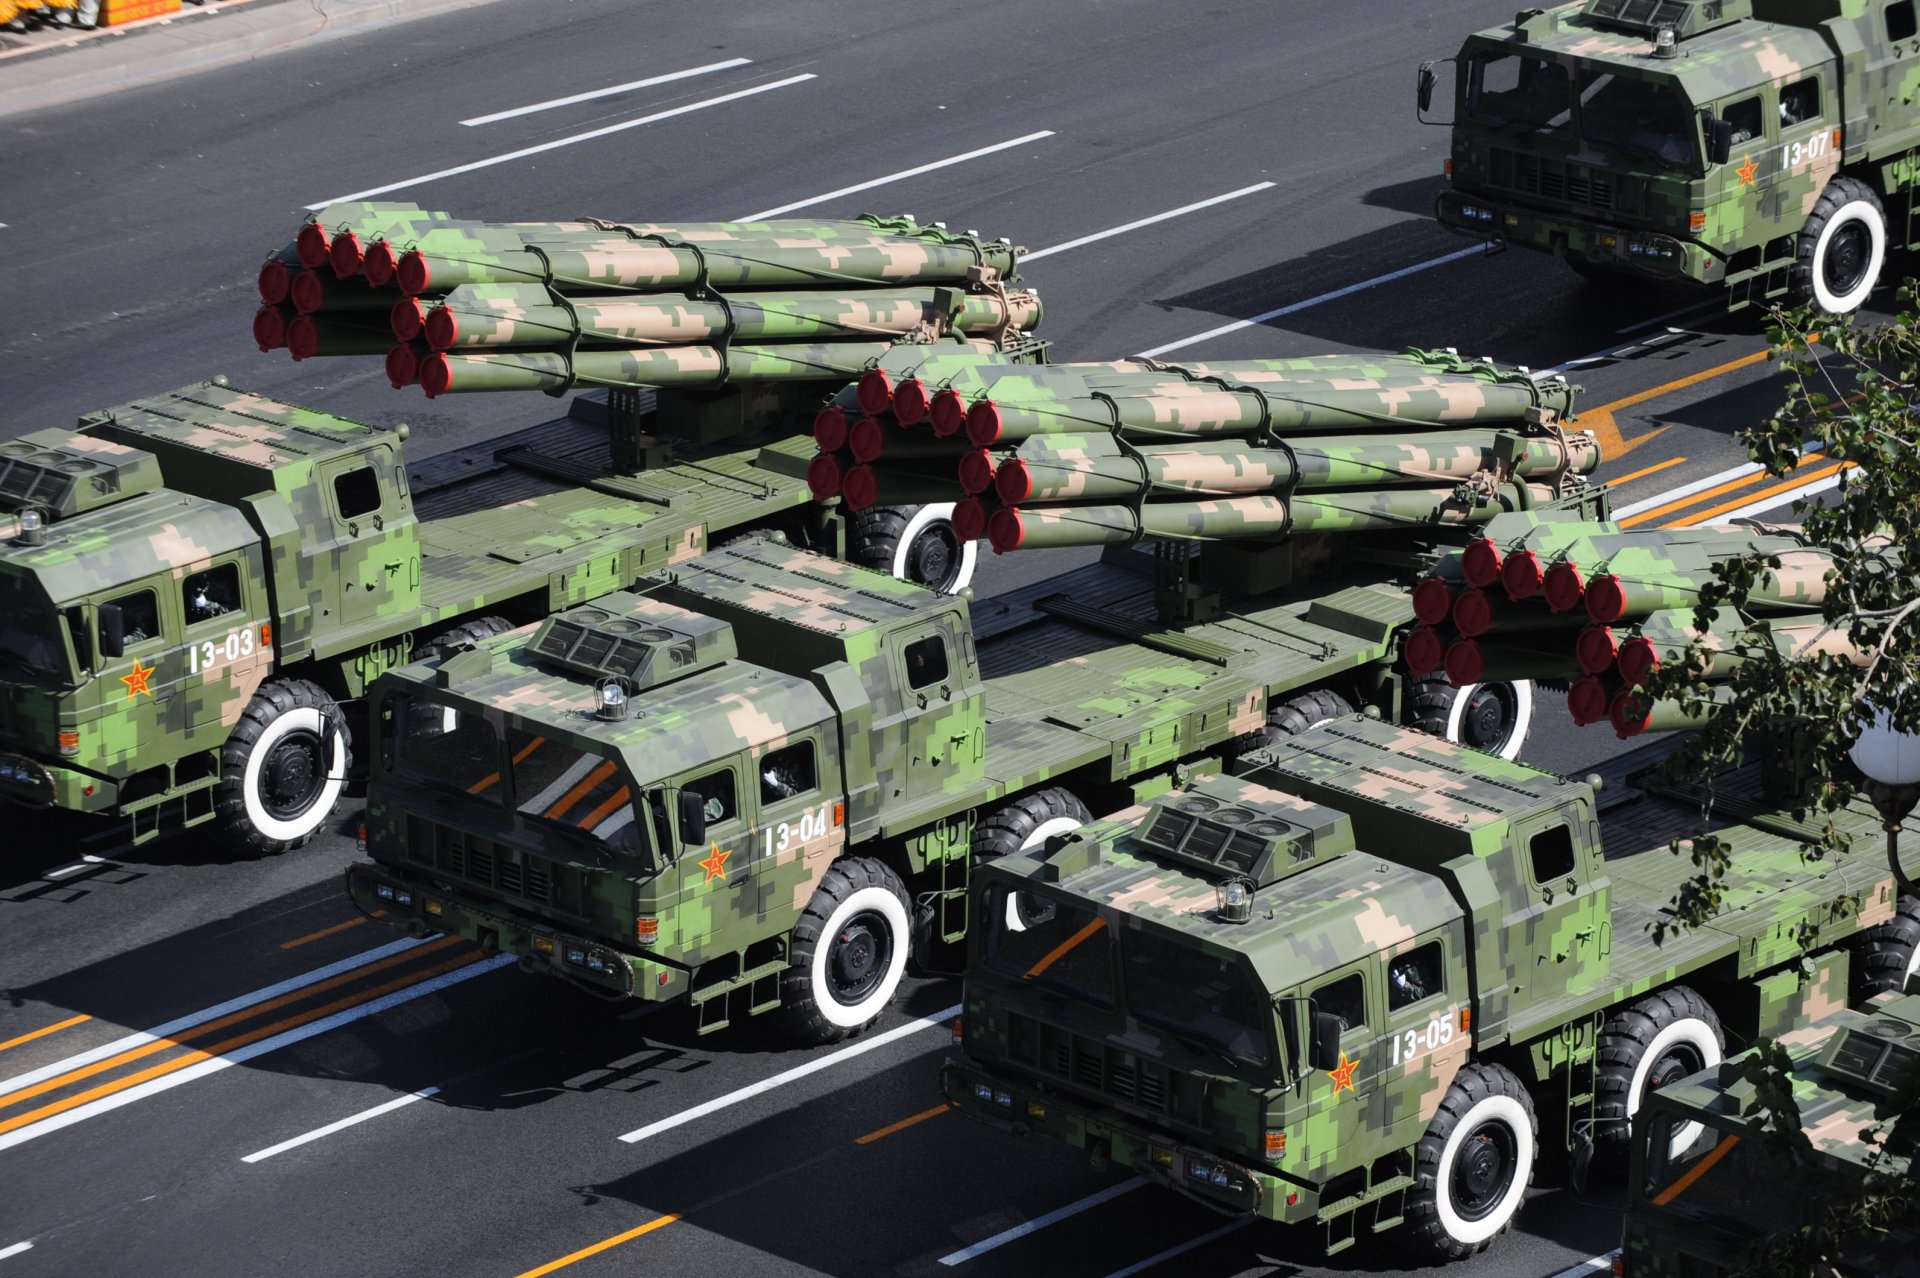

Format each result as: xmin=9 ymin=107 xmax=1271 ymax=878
xmin=1389 ymin=1012 xmax=1456 ymax=1065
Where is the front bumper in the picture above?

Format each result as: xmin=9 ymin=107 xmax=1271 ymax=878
xmin=1435 ymin=188 xmax=1720 ymax=283
xmin=345 ymin=862 xmax=691 ymax=1003
xmin=941 ymin=1055 xmax=1316 ymax=1223
xmin=0 ymin=751 xmax=118 ymax=813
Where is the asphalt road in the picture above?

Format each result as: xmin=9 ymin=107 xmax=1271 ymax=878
xmin=0 ymin=1 xmax=1885 ymax=1275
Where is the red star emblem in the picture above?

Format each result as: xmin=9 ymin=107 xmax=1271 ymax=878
xmin=1327 ymin=1051 xmax=1359 ymax=1096
xmin=1735 ymin=153 xmax=1758 ymax=187
xmin=699 ymin=843 xmax=730 ymax=883
xmin=120 ymin=657 xmax=155 ymax=700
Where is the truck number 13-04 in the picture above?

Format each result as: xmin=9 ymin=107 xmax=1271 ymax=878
xmin=762 ymin=804 xmax=832 ymax=857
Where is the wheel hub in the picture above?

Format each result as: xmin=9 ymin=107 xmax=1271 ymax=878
xmin=1462 ymin=685 xmax=1515 ymax=751
xmin=1649 ymin=1045 xmax=1703 ymax=1093
xmin=828 ymin=911 xmax=890 ymax=1006
xmin=261 ymin=729 xmax=325 ymax=821
xmin=906 ymin=525 xmax=959 ymax=591
xmin=1451 ymin=1120 xmax=1517 ymax=1222
xmin=1825 ymin=222 xmax=1870 ymax=296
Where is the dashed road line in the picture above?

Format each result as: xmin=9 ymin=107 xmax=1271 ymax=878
xmin=1550 ymin=1248 xmax=1621 ymax=1278
xmin=1102 ymin=1218 xmax=1251 ymax=1278
xmin=1022 ymin=183 xmax=1276 ymax=262
xmin=279 ymin=914 xmax=376 ymax=949
xmin=0 ymin=1015 xmax=90 ymax=1055
xmin=461 ymin=58 xmax=752 ymax=126
xmin=855 ymin=1103 xmax=949 ymax=1145
xmin=241 ymin=1086 xmax=440 ymax=1163
xmin=1604 ymin=455 xmax=1686 ymax=488
xmin=737 ymin=132 xmax=1056 ymax=221
xmin=0 ymin=1242 xmax=29 ymax=1261
xmin=44 ymin=855 xmax=108 ymax=879
xmin=938 ymin=1177 xmax=1145 ymax=1266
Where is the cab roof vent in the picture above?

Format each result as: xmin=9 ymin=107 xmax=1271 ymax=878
xmin=1131 ymin=793 xmax=1337 ymax=888
xmin=528 ymin=594 xmax=737 ymax=692
xmin=1578 ymin=0 xmax=1751 ymax=38
xmin=0 ymin=428 xmax=164 ymax=522
xmin=1815 ymin=1019 xmax=1920 ymax=1100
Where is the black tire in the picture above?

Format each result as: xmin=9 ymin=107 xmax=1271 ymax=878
xmin=417 ymin=614 xmax=512 ymax=662
xmin=1789 ymin=176 xmax=1886 ymax=315
xmin=848 ymin=504 xmax=976 ymax=593
xmin=1405 ymin=1062 xmax=1538 ymax=1260
xmin=777 ymin=857 xmax=912 ymax=1044
xmin=1408 ymin=675 xmax=1535 ymax=761
xmin=1594 ymin=985 xmax=1724 ymax=1148
xmin=1227 ymin=689 xmax=1355 ymax=760
xmin=213 ymin=678 xmax=351 ymax=856
xmin=1852 ymin=894 xmax=1920 ymax=1000
xmin=970 ymin=787 xmax=1093 ymax=933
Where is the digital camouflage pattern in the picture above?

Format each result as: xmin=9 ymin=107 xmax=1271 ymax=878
xmin=944 ymin=714 xmax=1912 ymax=1253
xmin=1432 ymin=0 xmax=1920 ymax=308
xmin=1622 ymin=993 xmax=1920 ymax=1276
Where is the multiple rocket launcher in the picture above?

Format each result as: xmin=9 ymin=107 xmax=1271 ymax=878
xmin=806 ymin=347 xmax=1600 ymax=552
xmin=254 ymin=201 xmax=1040 ymax=397
xmin=1407 ymin=517 xmax=1878 ymax=737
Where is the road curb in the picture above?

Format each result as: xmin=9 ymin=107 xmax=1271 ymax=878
xmin=0 ymin=0 xmax=508 ymax=120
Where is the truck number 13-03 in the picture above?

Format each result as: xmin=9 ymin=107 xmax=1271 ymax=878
xmin=186 ymin=626 xmax=257 ymax=674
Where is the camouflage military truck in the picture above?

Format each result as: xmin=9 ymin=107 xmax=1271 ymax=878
xmin=1622 ymin=992 xmax=1920 ymax=1277
xmin=1421 ymin=0 xmax=1920 ymax=312
xmin=941 ymin=715 xmax=1920 ymax=1261
xmin=0 ymin=363 xmax=1006 ymax=853
xmin=342 ymin=474 xmax=1603 ymax=1045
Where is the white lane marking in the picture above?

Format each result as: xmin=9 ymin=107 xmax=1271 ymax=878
xmin=0 ymin=956 xmax=511 ymax=1154
xmin=1549 ymin=1248 xmax=1621 ymax=1278
xmin=43 ymin=854 xmax=107 ymax=879
xmin=738 ymin=132 xmax=1056 ymax=221
xmin=618 ymin=1002 xmax=960 ymax=1144
xmin=0 ymin=937 xmax=426 ymax=1099
xmin=1701 ymin=467 xmax=1849 ymax=525
xmin=241 ymin=1086 xmax=440 ymax=1162
xmin=461 ymin=58 xmax=752 ymax=126
xmin=938 ymin=1178 xmax=1145 ymax=1266
xmin=0 ymin=1242 xmax=29 ymax=1261
xmin=1101 ymin=1219 xmax=1250 ymax=1278
xmin=1021 ymin=183 xmax=1277 ymax=262
xmin=1134 ymin=244 xmax=1487 ymax=358
xmin=1610 ymin=460 xmax=1762 ymax=517
xmin=309 ymin=75 xmax=817 ymax=208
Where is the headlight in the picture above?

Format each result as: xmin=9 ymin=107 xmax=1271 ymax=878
xmin=973 ymin=1082 xmax=994 ymax=1102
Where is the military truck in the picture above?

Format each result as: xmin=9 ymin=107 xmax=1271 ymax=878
xmin=1622 ymin=991 xmax=1920 ymax=1277
xmin=1421 ymin=0 xmax=1920 ymax=312
xmin=0 ymin=365 xmax=1003 ymax=853
xmin=941 ymin=715 xmax=1918 ymax=1261
xmin=342 ymin=475 xmax=1596 ymax=1044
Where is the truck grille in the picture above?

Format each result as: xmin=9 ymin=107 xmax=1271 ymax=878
xmin=1486 ymin=148 xmax=1645 ymax=218
xmin=1010 ymin=1013 xmax=1200 ymax=1124
xmin=407 ymin=818 xmax=583 ymax=918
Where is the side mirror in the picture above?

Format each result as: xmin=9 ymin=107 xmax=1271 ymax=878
xmin=99 ymin=603 xmax=125 ymax=659
xmin=1417 ymin=65 xmax=1437 ymax=115
xmin=1707 ymin=116 xmax=1733 ymax=165
xmin=677 ymin=789 xmax=707 ymax=847
xmin=1309 ymin=1011 xmax=1345 ymax=1072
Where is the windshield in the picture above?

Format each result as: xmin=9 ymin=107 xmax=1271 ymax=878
xmin=1578 ymin=69 xmax=1694 ymax=168
xmin=1468 ymin=50 xmax=1572 ymax=134
xmin=387 ymin=693 xmax=505 ymax=801
xmin=1641 ymin=1115 xmax=1805 ymax=1230
xmin=508 ymin=727 xmax=646 ymax=857
xmin=982 ymin=884 xmax=1115 ymax=1007
xmin=0 ymin=574 xmax=73 ymax=681
xmin=1123 ymin=929 xmax=1272 ymax=1066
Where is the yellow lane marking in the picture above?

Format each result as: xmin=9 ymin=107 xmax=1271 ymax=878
xmin=0 ymin=1015 xmax=91 ymax=1055
xmin=0 ymin=949 xmax=483 ymax=1140
xmin=856 ymin=1104 xmax=951 ymax=1145
xmin=514 ymin=1215 xmax=684 ymax=1278
xmin=1670 ymin=460 xmax=1852 ymax=528
xmin=1604 ymin=455 xmax=1686 ymax=488
xmin=1618 ymin=452 xmax=1826 ymax=529
xmin=0 ymin=937 xmax=458 ymax=1109
xmin=280 ymin=914 xmax=382 ymax=950
xmin=1575 ymin=349 xmax=1770 ymax=462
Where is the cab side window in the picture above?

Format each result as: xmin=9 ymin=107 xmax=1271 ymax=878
xmin=1890 ymin=1 xmax=1917 ymax=42
xmin=759 ymin=741 xmax=818 ymax=803
xmin=1530 ymin=825 xmax=1577 ymax=882
xmin=104 ymin=589 xmax=159 ymax=645
xmin=1779 ymin=79 xmax=1820 ymax=128
xmin=904 ymin=634 xmax=949 ymax=689
xmin=685 ymin=768 xmax=738 ymax=825
xmin=1388 ymin=942 xmax=1445 ymax=1011
xmin=1313 ymin=972 xmax=1367 ymax=1034
xmin=182 ymin=563 xmax=242 ymax=627
xmin=1722 ymin=96 xmax=1762 ymax=145
xmin=333 ymin=465 xmax=381 ymax=520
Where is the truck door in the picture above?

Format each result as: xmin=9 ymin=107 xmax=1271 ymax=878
xmin=1505 ymin=812 xmax=1608 ymax=1016
xmin=1372 ymin=929 xmax=1473 ymax=1149
xmin=672 ymin=762 xmax=754 ymax=953
xmin=889 ymin=620 xmax=976 ymax=806
xmin=750 ymin=736 xmax=845 ymax=924
xmin=1300 ymin=966 xmax=1380 ymax=1141
xmin=1868 ymin=2 xmax=1920 ymax=158
xmin=174 ymin=556 xmax=272 ymax=748
xmin=95 ymin=580 xmax=172 ymax=770
xmin=321 ymin=449 xmax=417 ymax=627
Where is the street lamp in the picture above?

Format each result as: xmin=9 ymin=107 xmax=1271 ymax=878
xmin=1848 ymin=705 xmax=1920 ymax=894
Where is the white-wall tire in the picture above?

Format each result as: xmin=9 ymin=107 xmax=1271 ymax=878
xmin=893 ymin=503 xmax=977 ymax=594
xmin=779 ymin=857 xmax=913 ymax=1043
xmin=1413 ymin=677 xmax=1534 ymax=760
xmin=1595 ymin=985 xmax=1724 ymax=1152
xmin=1005 ymin=814 xmax=1083 ymax=931
xmin=807 ymin=882 xmax=911 ymax=1030
xmin=215 ymin=678 xmax=350 ymax=855
xmin=1433 ymin=1092 xmax=1535 ymax=1246
xmin=1627 ymin=1016 xmax=1723 ymax=1156
xmin=1797 ymin=178 xmax=1886 ymax=315
xmin=1407 ymin=1062 xmax=1537 ymax=1260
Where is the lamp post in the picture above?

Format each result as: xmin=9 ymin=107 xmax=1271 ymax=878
xmin=1848 ymin=707 xmax=1920 ymax=895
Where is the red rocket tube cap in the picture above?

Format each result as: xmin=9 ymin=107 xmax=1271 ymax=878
xmin=1444 ymin=639 xmax=1485 ymax=689
xmin=1585 ymin=574 xmax=1628 ymax=625
xmin=1544 ymin=560 xmax=1585 ymax=613
xmin=1617 ymin=637 xmax=1659 ymax=687
xmin=893 ymin=377 xmax=929 ymax=426
xmin=386 ymin=344 xmax=422 ymax=390
xmin=1501 ymin=548 xmax=1543 ymax=600
xmin=329 ymin=230 xmax=365 ymax=280
xmin=252 ymin=306 xmax=287 ymax=352
xmin=812 ymin=405 xmax=850 ymax=453
xmin=991 ymin=456 xmax=1031 ymax=504
xmin=842 ymin=464 xmax=880 ymax=512
xmin=987 ymin=508 xmax=1025 ymax=554
xmin=806 ymin=452 xmax=843 ymax=501
xmin=363 ymin=241 xmax=400 ymax=288
xmin=257 ymin=259 xmax=293 ymax=306
xmin=1412 ymin=577 xmax=1455 ymax=627
xmin=856 ymin=369 xmax=893 ymax=417
xmin=420 ymin=352 xmax=454 ymax=398
xmin=1575 ymin=626 xmax=1619 ymax=676
xmin=404 ymin=300 xmax=439 ymax=345
xmin=396 ymin=250 xmax=432 ymax=297
xmin=951 ymin=497 xmax=989 ymax=544
xmin=930 ymin=388 xmax=966 ymax=437
xmin=965 ymin=399 xmax=1004 ymax=447
xmin=958 ymin=449 xmax=998 ymax=496
xmin=290 ymin=271 xmax=327 ymax=315
xmin=1461 ymin=537 xmax=1502 ymax=589
xmin=1609 ymin=690 xmax=1652 ymax=739
xmin=296 ymin=222 xmax=331 ymax=269
xmin=849 ymin=417 xmax=888 ymax=464
xmin=1452 ymin=587 xmax=1494 ymax=638
xmin=285 ymin=316 xmax=320 ymax=361
xmin=1403 ymin=626 xmax=1446 ymax=678
xmin=1567 ymin=676 xmax=1611 ymax=726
